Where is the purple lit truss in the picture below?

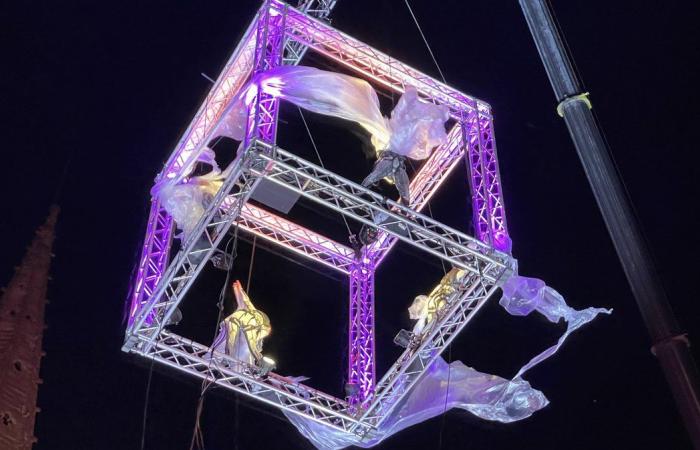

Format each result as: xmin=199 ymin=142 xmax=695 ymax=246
xmin=124 ymin=0 xmax=514 ymax=438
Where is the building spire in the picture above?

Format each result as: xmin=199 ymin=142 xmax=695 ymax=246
xmin=0 ymin=206 xmax=59 ymax=449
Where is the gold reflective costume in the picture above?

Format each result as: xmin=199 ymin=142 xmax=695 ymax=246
xmin=221 ymin=281 xmax=271 ymax=363
xmin=409 ymin=268 xmax=467 ymax=334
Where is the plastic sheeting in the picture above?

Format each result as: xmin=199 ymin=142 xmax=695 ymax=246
xmin=154 ymin=144 xmax=228 ymax=239
xmin=282 ymin=273 xmax=610 ymax=449
xmin=219 ymin=65 xmax=449 ymax=160
xmin=156 ymin=66 xmax=449 ymax=237
xmin=158 ymin=173 xmax=222 ymax=239
xmin=284 ymin=358 xmax=548 ymax=450
xmin=500 ymin=275 xmax=612 ymax=378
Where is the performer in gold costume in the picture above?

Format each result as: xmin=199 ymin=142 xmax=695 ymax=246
xmin=212 ymin=280 xmax=271 ymax=366
xmin=409 ymin=268 xmax=467 ymax=334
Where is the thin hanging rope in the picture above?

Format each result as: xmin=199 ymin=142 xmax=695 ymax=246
xmin=246 ymin=235 xmax=257 ymax=293
xmin=189 ymin=221 xmax=242 ymax=450
xmin=401 ymin=5 xmax=453 ymax=445
xmin=438 ymin=343 xmax=452 ymax=449
xmin=140 ymin=354 xmax=156 ymax=450
xmin=403 ymin=0 xmax=447 ymax=84
xmin=140 ymin=292 xmax=177 ymax=450
xmin=402 ymin=0 xmax=449 ymax=275
xmin=298 ymin=107 xmax=353 ymax=236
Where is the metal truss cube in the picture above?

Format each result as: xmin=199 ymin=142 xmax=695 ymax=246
xmin=124 ymin=0 xmax=514 ymax=440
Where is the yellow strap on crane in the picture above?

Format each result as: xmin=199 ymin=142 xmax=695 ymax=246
xmin=557 ymin=92 xmax=592 ymax=117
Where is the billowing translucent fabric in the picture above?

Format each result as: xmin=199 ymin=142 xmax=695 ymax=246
xmin=156 ymin=66 xmax=449 ymax=236
xmin=158 ymin=172 xmax=222 ymax=239
xmin=284 ymin=358 xmax=548 ymax=450
xmin=283 ymin=273 xmax=610 ymax=449
xmin=218 ymin=66 xmax=449 ymax=159
xmin=499 ymin=274 xmax=612 ymax=377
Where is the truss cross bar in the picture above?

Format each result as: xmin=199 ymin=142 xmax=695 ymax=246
xmin=127 ymin=200 xmax=173 ymax=326
xmin=245 ymin=2 xmax=286 ymax=145
xmin=369 ymin=124 xmax=467 ymax=265
xmin=277 ymin=1 xmax=489 ymax=119
xmin=465 ymin=114 xmax=510 ymax=252
xmin=248 ymin=142 xmax=509 ymax=280
xmin=237 ymin=204 xmax=355 ymax=273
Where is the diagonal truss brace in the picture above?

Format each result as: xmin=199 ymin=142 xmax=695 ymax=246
xmin=248 ymin=141 xmax=511 ymax=281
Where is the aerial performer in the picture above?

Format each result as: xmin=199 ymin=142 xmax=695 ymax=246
xmin=211 ymin=280 xmax=273 ymax=371
xmin=408 ymin=267 xmax=466 ymax=335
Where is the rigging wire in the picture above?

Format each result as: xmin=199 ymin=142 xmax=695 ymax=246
xmin=437 ymin=344 xmax=452 ymax=449
xmin=401 ymin=2 xmax=454 ymax=446
xmin=298 ymin=107 xmax=354 ymax=236
xmin=189 ymin=221 xmax=242 ymax=450
xmin=246 ymin=235 xmax=257 ymax=293
xmin=140 ymin=349 xmax=156 ymax=450
xmin=140 ymin=270 xmax=180 ymax=450
xmin=401 ymin=0 xmax=449 ymax=276
xmin=403 ymin=0 xmax=447 ymax=84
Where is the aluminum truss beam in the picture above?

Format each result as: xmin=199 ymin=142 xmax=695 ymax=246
xmin=348 ymin=252 xmax=375 ymax=405
xmin=238 ymin=203 xmax=355 ymax=274
xmin=127 ymin=200 xmax=173 ymax=325
xmin=465 ymin=113 xmax=510 ymax=252
xmin=131 ymin=330 xmax=367 ymax=434
xmin=356 ymin=271 xmax=500 ymax=433
xmin=248 ymin=141 xmax=510 ymax=281
xmin=245 ymin=1 xmax=286 ymax=145
xmin=127 ymin=151 xmax=261 ymax=340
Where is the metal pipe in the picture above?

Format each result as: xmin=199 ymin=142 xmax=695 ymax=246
xmin=519 ymin=1 xmax=700 ymax=446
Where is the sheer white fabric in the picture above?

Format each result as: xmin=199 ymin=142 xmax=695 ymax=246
xmin=217 ymin=65 xmax=449 ymax=159
xmin=283 ymin=273 xmax=610 ymax=449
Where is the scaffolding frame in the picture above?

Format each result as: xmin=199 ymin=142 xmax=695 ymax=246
xmin=124 ymin=0 xmax=513 ymax=437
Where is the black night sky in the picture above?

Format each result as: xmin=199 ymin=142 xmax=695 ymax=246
xmin=2 ymin=1 xmax=699 ymax=449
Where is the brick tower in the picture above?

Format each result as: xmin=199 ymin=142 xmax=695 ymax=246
xmin=0 ymin=206 xmax=59 ymax=449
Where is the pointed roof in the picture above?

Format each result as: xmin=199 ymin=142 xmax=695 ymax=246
xmin=0 ymin=206 xmax=59 ymax=450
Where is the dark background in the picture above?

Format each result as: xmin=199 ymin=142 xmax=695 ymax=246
xmin=2 ymin=0 xmax=699 ymax=449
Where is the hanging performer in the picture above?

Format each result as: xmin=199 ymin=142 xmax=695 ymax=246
xmin=212 ymin=280 xmax=272 ymax=368
xmin=408 ymin=267 xmax=468 ymax=335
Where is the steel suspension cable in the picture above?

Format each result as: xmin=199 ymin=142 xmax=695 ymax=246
xmin=403 ymin=0 xmax=447 ymax=84
xmin=298 ymin=107 xmax=354 ymax=236
xmin=400 ymin=3 xmax=455 ymax=446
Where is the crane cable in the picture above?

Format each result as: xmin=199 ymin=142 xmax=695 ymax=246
xmin=189 ymin=219 xmax=245 ymax=450
xmin=403 ymin=0 xmax=447 ymax=84
xmin=298 ymin=107 xmax=354 ymax=237
xmin=402 ymin=1 xmax=452 ymax=447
